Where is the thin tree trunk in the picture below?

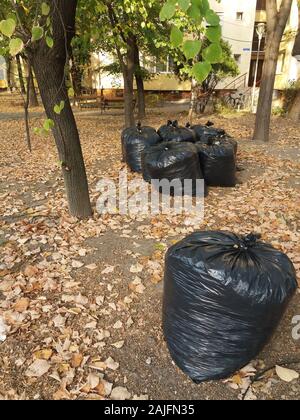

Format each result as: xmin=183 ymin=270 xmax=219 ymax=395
xmin=188 ymin=79 xmax=198 ymax=124
xmin=29 ymin=67 xmax=39 ymax=107
xmin=16 ymin=54 xmax=26 ymax=95
xmin=30 ymin=0 xmax=92 ymax=218
xmin=70 ymin=58 xmax=83 ymax=97
xmin=107 ymin=5 xmax=135 ymax=127
xmin=5 ymin=57 xmax=13 ymax=92
xmin=289 ymin=90 xmax=300 ymax=121
xmin=133 ymin=40 xmax=146 ymax=120
xmin=253 ymin=0 xmax=293 ymax=142
xmin=123 ymin=36 xmax=136 ymax=128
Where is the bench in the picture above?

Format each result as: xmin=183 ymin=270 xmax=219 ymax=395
xmin=75 ymin=95 xmax=136 ymax=113
xmin=101 ymin=98 xmax=137 ymax=114
xmin=75 ymin=94 xmax=101 ymax=109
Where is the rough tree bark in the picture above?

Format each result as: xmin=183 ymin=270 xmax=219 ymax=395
xmin=16 ymin=54 xmax=26 ymax=94
xmin=253 ymin=0 xmax=293 ymax=142
xmin=188 ymin=79 xmax=198 ymax=124
xmin=4 ymin=56 xmax=13 ymax=92
xmin=289 ymin=91 xmax=300 ymax=121
xmin=123 ymin=36 xmax=136 ymax=128
xmin=29 ymin=0 xmax=92 ymax=218
xmin=133 ymin=39 xmax=146 ymax=120
xmin=107 ymin=5 xmax=135 ymax=128
xmin=28 ymin=67 xmax=39 ymax=107
xmin=70 ymin=54 xmax=83 ymax=97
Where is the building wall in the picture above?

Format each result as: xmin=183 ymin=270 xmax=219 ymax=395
xmin=210 ymin=0 xmax=257 ymax=88
xmin=275 ymin=0 xmax=300 ymax=89
xmin=251 ymin=0 xmax=300 ymax=90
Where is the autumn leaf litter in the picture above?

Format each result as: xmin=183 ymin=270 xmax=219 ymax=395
xmin=0 ymin=104 xmax=299 ymax=400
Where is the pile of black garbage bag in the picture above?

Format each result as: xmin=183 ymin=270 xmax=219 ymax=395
xmin=163 ymin=231 xmax=297 ymax=382
xmin=121 ymin=120 xmax=238 ymax=195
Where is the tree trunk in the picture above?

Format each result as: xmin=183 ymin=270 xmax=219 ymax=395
xmin=70 ymin=58 xmax=83 ymax=97
xmin=188 ymin=79 xmax=198 ymax=124
xmin=30 ymin=0 xmax=92 ymax=218
xmin=5 ymin=57 xmax=12 ymax=92
xmin=289 ymin=90 xmax=300 ymax=121
xmin=123 ymin=36 xmax=136 ymax=128
xmin=133 ymin=41 xmax=146 ymax=120
xmin=29 ymin=67 xmax=39 ymax=107
xmin=16 ymin=54 xmax=26 ymax=95
xmin=253 ymin=0 xmax=293 ymax=142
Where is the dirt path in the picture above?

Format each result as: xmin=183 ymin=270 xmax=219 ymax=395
xmin=0 ymin=109 xmax=299 ymax=400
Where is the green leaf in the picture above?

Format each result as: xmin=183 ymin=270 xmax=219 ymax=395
xmin=46 ymin=36 xmax=54 ymax=48
xmin=203 ymin=42 xmax=223 ymax=63
xmin=68 ymin=87 xmax=75 ymax=97
xmin=205 ymin=9 xmax=220 ymax=26
xmin=0 ymin=19 xmax=16 ymax=38
xmin=9 ymin=38 xmax=24 ymax=56
xmin=43 ymin=119 xmax=55 ymax=131
xmin=41 ymin=2 xmax=50 ymax=16
xmin=199 ymin=0 xmax=209 ymax=15
xmin=170 ymin=26 xmax=183 ymax=48
xmin=178 ymin=0 xmax=190 ymax=12
xmin=54 ymin=105 xmax=61 ymax=114
xmin=192 ymin=61 xmax=212 ymax=83
xmin=187 ymin=5 xmax=202 ymax=22
xmin=32 ymin=26 xmax=44 ymax=42
xmin=54 ymin=101 xmax=65 ymax=114
xmin=183 ymin=40 xmax=202 ymax=60
xmin=160 ymin=2 xmax=176 ymax=21
xmin=206 ymin=25 xmax=222 ymax=43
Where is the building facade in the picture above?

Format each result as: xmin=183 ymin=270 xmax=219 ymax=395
xmin=1 ymin=1 xmax=299 ymax=95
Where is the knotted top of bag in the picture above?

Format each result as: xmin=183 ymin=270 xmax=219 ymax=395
xmin=166 ymin=231 xmax=297 ymax=302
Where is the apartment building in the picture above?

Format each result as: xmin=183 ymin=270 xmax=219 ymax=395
xmin=0 ymin=1 xmax=299 ymax=95
xmin=251 ymin=0 xmax=300 ymax=90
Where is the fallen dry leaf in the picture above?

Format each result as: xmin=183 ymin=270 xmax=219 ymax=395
xmin=33 ymin=349 xmax=53 ymax=361
xmin=110 ymin=386 xmax=131 ymax=400
xmin=25 ymin=360 xmax=51 ymax=378
xmin=71 ymin=353 xmax=83 ymax=368
xmin=275 ymin=365 xmax=299 ymax=383
xmin=101 ymin=265 xmax=115 ymax=274
xmin=14 ymin=298 xmax=30 ymax=313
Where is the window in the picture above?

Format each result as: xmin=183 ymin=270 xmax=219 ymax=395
xmin=234 ymin=54 xmax=242 ymax=64
xmin=236 ymin=12 xmax=243 ymax=21
xmin=144 ymin=56 xmax=175 ymax=74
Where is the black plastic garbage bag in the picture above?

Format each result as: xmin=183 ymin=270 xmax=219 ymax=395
xmin=187 ymin=123 xmax=226 ymax=143
xmin=195 ymin=140 xmax=236 ymax=187
xmin=121 ymin=123 xmax=161 ymax=172
xmin=141 ymin=141 xmax=205 ymax=196
xmin=158 ymin=120 xmax=196 ymax=143
xmin=163 ymin=231 xmax=297 ymax=383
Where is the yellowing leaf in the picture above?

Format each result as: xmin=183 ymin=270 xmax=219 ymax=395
xmin=9 ymin=38 xmax=23 ymax=56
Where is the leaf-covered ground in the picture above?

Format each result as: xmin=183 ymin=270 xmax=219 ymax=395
xmin=0 ymin=99 xmax=299 ymax=400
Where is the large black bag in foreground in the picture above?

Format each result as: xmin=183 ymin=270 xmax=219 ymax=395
xmin=121 ymin=123 xmax=161 ymax=172
xmin=158 ymin=120 xmax=196 ymax=143
xmin=163 ymin=231 xmax=297 ymax=383
xmin=195 ymin=140 xmax=236 ymax=187
xmin=141 ymin=142 xmax=205 ymax=196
